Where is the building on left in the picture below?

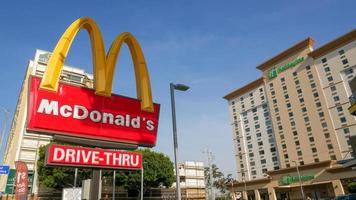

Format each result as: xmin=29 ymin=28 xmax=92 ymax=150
xmin=0 ymin=49 xmax=94 ymax=194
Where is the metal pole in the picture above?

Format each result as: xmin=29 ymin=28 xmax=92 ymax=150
xmin=113 ymin=170 xmax=116 ymax=200
xmin=74 ymin=168 xmax=78 ymax=187
xmin=89 ymin=169 xmax=101 ymax=200
xmin=140 ymin=167 xmax=143 ymax=200
xmin=170 ymin=83 xmax=181 ymax=200
xmin=0 ymin=106 xmax=9 ymax=164
xmin=294 ymin=161 xmax=305 ymax=200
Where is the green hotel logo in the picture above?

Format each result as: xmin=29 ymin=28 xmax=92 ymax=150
xmin=268 ymin=57 xmax=305 ymax=79
xmin=281 ymin=174 xmax=314 ymax=185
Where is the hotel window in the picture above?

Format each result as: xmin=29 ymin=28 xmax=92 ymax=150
xmin=337 ymin=106 xmax=343 ymax=112
xmin=297 ymin=151 xmax=302 ymax=156
xmin=270 ymin=147 xmax=276 ymax=152
xmin=270 ymin=83 xmax=273 ymax=87
xmin=333 ymin=96 xmax=340 ymax=102
xmin=295 ymin=141 xmax=300 ymax=146
xmin=267 ymin=129 xmax=273 ymax=134
xmin=300 ymin=161 xmax=304 ymax=166
xmin=246 ymin=136 xmax=251 ymax=140
xmin=345 ymin=68 xmax=353 ymax=75
xmin=295 ymin=80 xmax=300 ymax=85
xmin=309 ymin=137 xmax=315 ymax=142
xmin=250 ymin=161 xmax=255 ymax=166
xmin=252 ymin=108 xmax=257 ymax=113
xmin=302 ymin=107 xmax=307 ymax=112
xmin=261 ymin=96 xmax=265 ymax=100
xmin=313 ymin=92 xmax=319 ymax=98
xmin=293 ymin=131 xmax=298 ymax=136
xmin=272 ymin=157 xmax=278 ymax=162
xmin=281 ymin=77 xmax=285 ymax=82
xmin=344 ymin=128 xmax=350 ymax=134
xmin=259 ymin=88 xmax=263 ymax=92
xmin=261 ymin=159 xmax=266 ymax=164
xmin=308 ymin=74 xmax=313 ymax=79
xmin=255 ymin=124 xmax=260 ymax=129
xmin=271 ymin=91 xmax=275 ymax=95
xmin=244 ymin=120 xmax=249 ymax=124
xmin=284 ymin=154 xmax=289 ymax=159
xmin=316 ymin=102 xmax=321 ymax=107
xmin=253 ymin=116 xmax=258 ymax=121
xmin=340 ymin=117 xmax=347 ymax=123
xmin=282 ymin=144 xmax=287 ymax=149
xmin=322 ymin=122 xmax=328 ymax=128
xmin=293 ymin=72 xmax=297 ymax=76
xmin=331 ymin=85 xmax=336 ymax=91
xmin=314 ymin=158 xmax=319 ymax=162
xmin=285 ymin=164 xmax=290 ymax=168
xmin=306 ymin=65 xmax=311 ymax=70
xmin=339 ymin=49 xmax=345 ymax=55
xmin=283 ymin=86 xmax=287 ymax=90
xmin=324 ymin=67 xmax=330 ymax=72
xmin=325 ymin=133 xmax=330 ymax=138
xmin=249 ymin=93 xmax=253 ymax=97
xmin=297 ymin=89 xmax=302 ymax=94
xmin=304 ymin=117 xmax=309 ymax=122
xmin=256 ymin=133 xmax=261 ymax=137
xmin=307 ymin=127 xmax=312 ymax=132
xmin=291 ymin=121 xmax=295 ymax=126
xmin=275 ymin=108 xmax=279 ymax=112
xmin=273 ymin=99 xmax=277 ymax=104
xmin=312 ymin=148 xmax=317 ymax=153
xmin=342 ymin=59 xmax=349 ymax=65
xmin=251 ymin=100 xmax=255 ymax=104
xmin=311 ymin=83 xmax=316 ymax=88
xmin=287 ymin=103 xmax=291 ymax=108
xmin=319 ymin=112 xmax=324 ymax=117
xmin=247 ymin=144 xmax=252 ymax=149
xmin=299 ymin=98 xmax=304 ymax=103
xmin=240 ymin=97 xmax=244 ymax=101
xmin=262 ymin=168 xmax=267 ymax=173
xmin=327 ymin=76 xmax=333 ymax=82
xmin=284 ymin=94 xmax=289 ymax=99
xmin=328 ymin=144 xmax=333 ymax=150
xmin=242 ymin=104 xmax=245 ymax=108
xmin=245 ymin=128 xmax=250 ymax=132
xmin=321 ymin=58 xmax=327 ymax=63
xmin=330 ymin=155 xmax=336 ymax=160
xmin=259 ymin=150 xmax=264 ymax=155
xmin=278 ymin=126 xmax=283 ymax=130
xmin=289 ymin=112 xmax=294 ymax=117
xmin=249 ymin=152 xmax=254 ymax=157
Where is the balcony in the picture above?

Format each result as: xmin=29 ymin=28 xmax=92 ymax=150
xmin=348 ymin=92 xmax=356 ymax=115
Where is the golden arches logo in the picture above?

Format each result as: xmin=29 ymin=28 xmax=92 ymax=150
xmin=40 ymin=17 xmax=153 ymax=112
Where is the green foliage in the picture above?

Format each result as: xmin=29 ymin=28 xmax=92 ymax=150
xmin=116 ymin=148 xmax=175 ymax=193
xmin=348 ymin=182 xmax=356 ymax=193
xmin=215 ymin=197 xmax=227 ymax=200
xmin=37 ymin=144 xmax=91 ymax=189
xmin=37 ymin=143 xmax=174 ymax=195
xmin=204 ymin=164 xmax=234 ymax=194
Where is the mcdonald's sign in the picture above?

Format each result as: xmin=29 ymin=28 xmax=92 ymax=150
xmin=27 ymin=17 xmax=160 ymax=147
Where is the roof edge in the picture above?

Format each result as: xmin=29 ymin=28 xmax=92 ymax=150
xmin=223 ymin=77 xmax=264 ymax=100
xmin=309 ymin=29 xmax=356 ymax=58
xmin=256 ymin=37 xmax=314 ymax=71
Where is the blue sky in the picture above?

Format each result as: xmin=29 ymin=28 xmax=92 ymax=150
xmin=0 ymin=0 xmax=355 ymax=175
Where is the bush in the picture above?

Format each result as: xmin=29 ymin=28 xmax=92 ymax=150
xmin=348 ymin=182 xmax=356 ymax=193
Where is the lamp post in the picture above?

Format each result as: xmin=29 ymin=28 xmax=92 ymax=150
xmin=170 ymin=83 xmax=189 ymax=200
xmin=0 ymin=106 xmax=9 ymax=164
xmin=292 ymin=161 xmax=305 ymax=200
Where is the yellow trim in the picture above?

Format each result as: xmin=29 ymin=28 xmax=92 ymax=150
xmin=348 ymin=103 xmax=356 ymax=116
xmin=40 ymin=17 xmax=153 ymax=112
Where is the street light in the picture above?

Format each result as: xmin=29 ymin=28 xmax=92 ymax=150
xmin=292 ymin=161 xmax=305 ymax=200
xmin=0 ymin=106 xmax=9 ymax=165
xmin=170 ymin=82 xmax=190 ymax=200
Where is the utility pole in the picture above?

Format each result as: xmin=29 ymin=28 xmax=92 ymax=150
xmin=203 ymin=149 xmax=214 ymax=200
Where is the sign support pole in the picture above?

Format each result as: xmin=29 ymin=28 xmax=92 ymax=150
xmin=140 ymin=167 xmax=143 ymax=200
xmin=74 ymin=168 xmax=78 ymax=187
xmin=89 ymin=169 xmax=101 ymax=200
xmin=113 ymin=170 xmax=116 ymax=200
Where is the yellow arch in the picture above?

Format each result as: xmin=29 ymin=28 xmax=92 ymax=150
xmin=40 ymin=17 xmax=154 ymax=112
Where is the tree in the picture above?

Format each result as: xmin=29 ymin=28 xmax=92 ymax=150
xmin=204 ymin=164 xmax=235 ymax=195
xmin=37 ymin=143 xmax=174 ymax=196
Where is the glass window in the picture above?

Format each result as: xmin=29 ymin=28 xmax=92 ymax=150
xmin=322 ymin=122 xmax=327 ymax=128
xmin=321 ymin=58 xmax=327 ymax=63
xmin=284 ymin=94 xmax=289 ymax=99
xmin=313 ymin=92 xmax=319 ymax=98
xmin=261 ymin=159 xmax=266 ymax=164
xmin=295 ymin=80 xmax=300 ymax=85
xmin=281 ymin=77 xmax=285 ymax=82
xmin=283 ymin=86 xmax=287 ymax=90
xmin=295 ymin=141 xmax=300 ymax=146
xmin=271 ymin=91 xmax=275 ymax=95
xmin=331 ymin=86 xmax=336 ymax=91
xmin=299 ymin=98 xmax=304 ymax=103
xmin=308 ymin=74 xmax=313 ymax=79
xmin=287 ymin=103 xmax=291 ymax=108
xmin=337 ymin=106 xmax=343 ymax=112
xmin=311 ymin=83 xmax=316 ymax=88
xmin=338 ymin=49 xmax=345 ymax=55
xmin=255 ymin=124 xmax=260 ymax=129
xmin=306 ymin=65 xmax=311 ymax=70
xmin=343 ymin=128 xmax=350 ymax=134
xmin=333 ymin=96 xmax=340 ymax=102
xmin=269 ymin=83 xmax=273 ymax=87
xmin=324 ymin=67 xmax=330 ymax=72
xmin=312 ymin=148 xmax=317 ymax=153
xmin=340 ymin=117 xmax=347 ymax=123
xmin=345 ymin=68 xmax=353 ymax=75
xmin=297 ymin=151 xmax=302 ymax=156
xmin=319 ymin=112 xmax=324 ymax=117
xmin=302 ymin=107 xmax=307 ymax=112
xmin=293 ymin=72 xmax=297 ymax=76
xmin=297 ymin=89 xmax=302 ymax=94
xmin=342 ymin=59 xmax=349 ymax=65
xmin=316 ymin=102 xmax=321 ymax=107
xmin=259 ymin=150 xmax=264 ymax=155
xmin=304 ymin=117 xmax=309 ymax=122
xmin=289 ymin=112 xmax=293 ymax=117
xmin=284 ymin=154 xmax=288 ymax=159
xmin=309 ymin=137 xmax=315 ymax=142
xmin=328 ymin=144 xmax=333 ymax=150
xmin=270 ymin=147 xmax=276 ymax=152
xmin=327 ymin=76 xmax=333 ymax=82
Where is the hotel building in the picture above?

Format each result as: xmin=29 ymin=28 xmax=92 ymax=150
xmin=224 ymin=29 xmax=356 ymax=199
xmin=0 ymin=49 xmax=94 ymax=194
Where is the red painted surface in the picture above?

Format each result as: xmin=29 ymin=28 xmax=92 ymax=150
xmin=15 ymin=161 xmax=28 ymax=199
xmin=46 ymin=144 xmax=142 ymax=169
xmin=27 ymin=76 xmax=160 ymax=147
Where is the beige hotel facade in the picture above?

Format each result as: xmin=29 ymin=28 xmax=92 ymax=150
xmin=224 ymin=29 xmax=356 ymax=199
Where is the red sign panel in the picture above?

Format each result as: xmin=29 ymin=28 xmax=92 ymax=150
xmin=14 ymin=161 xmax=28 ymax=200
xmin=46 ymin=144 xmax=142 ymax=169
xmin=27 ymin=76 xmax=160 ymax=147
